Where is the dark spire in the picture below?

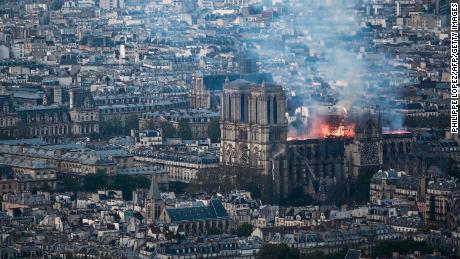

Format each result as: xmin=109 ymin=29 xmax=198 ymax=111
xmin=148 ymin=175 xmax=162 ymax=201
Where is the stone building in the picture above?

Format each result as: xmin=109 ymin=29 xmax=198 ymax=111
xmin=139 ymin=109 xmax=219 ymax=139
xmin=220 ymin=80 xmax=288 ymax=197
xmin=0 ymin=88 xmax=99 ymax=142
xmin=425 ymin=179 xmax=459 ymax=225
xmin=69 ymin=88 xmax=99 ymax=136
xmin=346 ymin=116 xmax=384 ymax=177
xmin=134 ymin=149 xmax=219 ymax=183
xmin=219 ymin=82 xmax=416 ymax=201
xmin=159 ymin=198 xmax=231 ymax=236
xmin=0 ymin=164 xmax=16 ymax=195
xmin=145 ymin=175 xmax=164 ymax=225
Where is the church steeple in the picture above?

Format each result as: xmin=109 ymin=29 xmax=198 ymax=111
xmin=148 ymin=174 xmax=162 ymax=201
xmin=145 ymin=175 xmax=164 ymax=224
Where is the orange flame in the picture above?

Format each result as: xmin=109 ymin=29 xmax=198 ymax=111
xmin=288 ymin=110 xmax=355 ymax=141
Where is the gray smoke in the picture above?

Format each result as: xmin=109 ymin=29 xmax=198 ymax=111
xmin=252 ymin=0 xmax=409 ymax=135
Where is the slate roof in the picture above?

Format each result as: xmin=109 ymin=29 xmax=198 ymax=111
xmin=167 ymin=199 xmax=229 ymax=223
xmin=202 ymin=72 xmax=273 ymax=91
xmin=345 ymin=249 xmax=361 ymax=259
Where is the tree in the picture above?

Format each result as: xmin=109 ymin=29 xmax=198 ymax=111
xmin=109 ymin=174 xmax=149 ymax=200
xmin=160 ymin=121 xmax=177 ymax=138
xmin=124 ymin=114 xmax=139 ymax=135
xmin=100 ymin=118 xmax=123 ymax=138
xmin=178 ymin=119 xmax=193 ymax=140
xmin=208 ymin=118 xmax=220 ymax=143
xmin=257 ymin=244 xmax=300 ymax=259
xmin=207 ymin=227 xmax=223 ymax=235
xmin=191 ymin=165 xmax=275 ymax=204
xmin=304 ymin=248 xmax=348 ymax=259
xmin=346 ymin=169 xmax=374 ymax=204
xmin=62 ymin=178 xmax=80 ymax=192
xmin=169 ymin=181 xmax=188 ymax=194
xmin=232 ymin=223 xmax=253 ymax=237
xmin=373 ymin=240 xmax=433 ymax=257
xmin=104 ymin=76 xmax=111 ymax=85
xmin=38 ymin=183 xmax=52 ymax=192
xmin=284 ymin=186 xmax=314 ymax=206
xmin=83 ymin=172 xmax=109 ymax=192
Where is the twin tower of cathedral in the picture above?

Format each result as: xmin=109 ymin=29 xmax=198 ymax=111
xmin=220 ymin=79 xmax=289 ymax=198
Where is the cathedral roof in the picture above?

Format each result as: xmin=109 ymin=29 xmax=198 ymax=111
xmin=202 ymin=72 xmax=273 ymax=91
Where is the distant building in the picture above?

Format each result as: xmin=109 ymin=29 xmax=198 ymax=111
xmin=160 ymin=198 xmax=231 ymax=236
xmin=425 ymin=179 xmax=459 ymax=225
xmin=0 ymin=88 xmax=99 ymax=143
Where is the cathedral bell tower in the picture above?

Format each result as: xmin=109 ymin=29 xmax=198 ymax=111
xmin=220 ymin=80 xmax=289 ymax=199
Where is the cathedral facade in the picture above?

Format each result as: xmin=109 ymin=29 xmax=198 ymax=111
xmin=220 ymin=80 xmax=289 ymax=197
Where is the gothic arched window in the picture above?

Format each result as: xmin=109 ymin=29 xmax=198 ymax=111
xmin=267 ymin=97 xmax=271 ymax=124
xmin=228 ymin=95 xmax=232 ymax=120
xmin=240 ymin=94 xmax=245 ymax=122
xmin=255 ymin=97 xmax=258 ymax=123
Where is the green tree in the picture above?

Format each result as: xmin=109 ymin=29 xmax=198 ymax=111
xmin=124 ymin=114 xmax=139 ymax=135
xmin=284 ymin=186 xmax=314 ymax=206
xmin=109 ymin=174 xmax=149 ymax=200
xmin=190 ymin=165 xmax=274 ymax=204
xmin=178 ymin=119 xmax=193 ymax=140
xmin=257 ymin=244 xmax=300 ymax=259
xmin=208 ymin=118 xmax=221 ymax=142
xmin=207 ymin=227 xmax=223 ymax=235
xmin=169 ymin=181 xmax=188 ymax=194
xmin=100 ymin=117 xmax=123 ymax=138
xmin=304 ymin=248 xmax=348 ymax=259
xmin=160 ymin=121 xmax=177 ymax=138
xmin=38 ymin=183 xmax=52 ymax=192
xmin=232 ymin=223 xmax=253 ymax=237
xmin=83 ymin=172 xmax=109 ymax=192
xmin=373 ymin=240 xmax=433 ymax=257
xmin=104 ymin=76 xmax=111 ymax=85
xmin=62 ymin=178 xmax=80 ymax=192
xmin=346 ymin=169 xmax=374 ymax=204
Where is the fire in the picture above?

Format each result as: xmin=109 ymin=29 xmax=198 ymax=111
xmin=320 ymin=123 xmax=355 ymax=138
xmin=287 ymin=107 xmax=355 ymax=141
xmin=288 ymin=120 xmax=355 ymax=141
xmin=383 ymin=129 xmax=411 ymax=135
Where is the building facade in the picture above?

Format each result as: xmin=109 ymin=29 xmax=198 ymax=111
xmin=220 ymin=80 xmax=288 ymax=197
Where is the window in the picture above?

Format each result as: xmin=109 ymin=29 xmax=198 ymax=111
xmin=255 ymin=97 xmax=258 ymax=123
xmin=267 ymin=98 xmax=271 ymax=124
xmin=240 ymin=94 xmax=245 ymax=122
xmin=228 ymin=95 xmax=232 ymax=120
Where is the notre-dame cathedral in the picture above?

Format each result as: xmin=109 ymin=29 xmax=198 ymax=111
xmin=220 ymin=80 xmax=417 ymax=202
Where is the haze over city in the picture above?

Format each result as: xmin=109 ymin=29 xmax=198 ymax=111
xmin=0 ymin=0 xmax=456 ymax=258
